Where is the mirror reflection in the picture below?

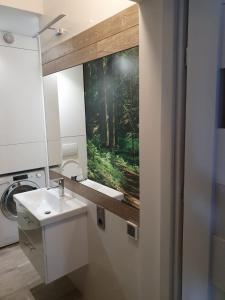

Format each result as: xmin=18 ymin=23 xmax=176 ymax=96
xmin=43 ymin=47 xmax=139 ymax=207
xmin=43 ymin=65 xmax=87 ymax=181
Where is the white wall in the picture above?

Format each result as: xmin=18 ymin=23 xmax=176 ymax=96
xmin=69 ymin=198 xmax=139 ymax=300
xmin=40 ymin=0 xmax=135 ymax=51
xmin=182 ymin=1 xmax=221 ymax=300
xmin=0 ymin=0 xmax=43 ymax=14
xmin=0 ymin=6 xmax=39 ymax=36
xmin=139 ymin=0 xmax=163 ymax=299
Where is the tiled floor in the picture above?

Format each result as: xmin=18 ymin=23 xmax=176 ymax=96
xmin=0 ymin=244 xmax=82 ymax=300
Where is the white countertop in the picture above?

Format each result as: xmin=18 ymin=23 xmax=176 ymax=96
xmin=81 ymin=179 xmax=124 ymax=200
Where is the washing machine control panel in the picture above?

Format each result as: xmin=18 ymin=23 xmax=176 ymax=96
xmin=13 ymin=174 xmax=28 ymax=181
xmin=0 ymin=170 xmax=46 ymax=192
xmin=35 ymin=173 xmax=42 ymax=178
xmin=13 ymin=173 xmax=43 ymax=181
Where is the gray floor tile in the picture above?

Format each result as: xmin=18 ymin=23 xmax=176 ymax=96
xmin=1 ymin=288 xmax=35 ymax=300
xmin=0 ymin=268 xmax=24 ymax=298
xmin=18 ymin=261 xmax=42 ymax=289
xmin=30 ymin=276 xmax=78 ymax=300
xmin=0 ymin=244 xmax=82 ymax=300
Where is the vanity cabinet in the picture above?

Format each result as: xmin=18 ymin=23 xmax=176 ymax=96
xmin=17 ymin=202 xmax=88 ymax=283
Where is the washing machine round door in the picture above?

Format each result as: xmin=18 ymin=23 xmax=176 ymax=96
xmin=1 ymin=181 xmax=39 ymax=220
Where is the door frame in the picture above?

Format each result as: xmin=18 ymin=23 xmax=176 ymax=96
xmin=139 ymin=0 xmax=188 ymax=299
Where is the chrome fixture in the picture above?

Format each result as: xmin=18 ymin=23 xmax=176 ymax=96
xmin=55 ymin=28 xmax=67 ymax=36
xmin=48 ymin=178 xmax=65 ymax=197
xmin=33 ymin=14 xmax=66 ymax=38
xmin=3 ymin=32 xmax=15 ymax=44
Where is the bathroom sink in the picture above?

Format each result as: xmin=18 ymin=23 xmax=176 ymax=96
xmin=15 ymin=187 xmax=88 ymax=283
xmin=14 ymin=188 xmax=87 ymax=226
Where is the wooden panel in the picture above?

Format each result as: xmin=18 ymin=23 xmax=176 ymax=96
xmin=42 ymin=39 xmax=74 ymax=66
xmin=43 ymin=25 xmax=138 ymax=76
xmin=97 ymin=25 xmax=138 ymax=57
xmin=42 ymin=5 xmax=139 ymax=65
xmin=42 ymin=6 xmax=139 ymax=76
xmin=43 ymin=43 xmax=97 ymax=76
xmin=49 ymin=170 xmax=139 ymax=226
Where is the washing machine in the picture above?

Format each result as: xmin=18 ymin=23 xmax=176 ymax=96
xmin=0 ymin=169 xmax=46 ymax=247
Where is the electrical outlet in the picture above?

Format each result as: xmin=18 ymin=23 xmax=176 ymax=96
xmin=127 ymin=221 xmax=138 ymax=240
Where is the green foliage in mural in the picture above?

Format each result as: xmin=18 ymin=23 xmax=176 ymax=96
xmin=83 ymin=47 xmax=139 ymax=205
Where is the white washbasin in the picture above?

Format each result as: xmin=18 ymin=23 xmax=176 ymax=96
xmin=14 ymin=188 xmax=87 ymax=226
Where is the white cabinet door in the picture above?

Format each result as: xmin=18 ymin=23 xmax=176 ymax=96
xmin=43 ymin=74 xmax=61 ymax=141
xmin=57 ymin=65 xmax=86 ymax=137
xmin=43 ymin=74 xmax=62 ymax=166
xmin=0 ymin=142 xmax=47 ymax=174
xmin=0 ymin=46 xmax=45 ymax=146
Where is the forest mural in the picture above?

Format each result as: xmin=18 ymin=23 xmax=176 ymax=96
xmin=83 ymin=47 xmax=139 ymax=206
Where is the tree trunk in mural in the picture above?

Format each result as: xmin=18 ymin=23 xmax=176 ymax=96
xmin=107 ymin=55 xmax=116 ymax=150
xmin=130 ymin=74 xmax=136 ymax=163
xmin=84 ymin=63 xmax=92 ymax=138
xmin=96 ymin=59 xmax=108 ymax=148
xmin=83 ymin=47 xmax=139 ymax=207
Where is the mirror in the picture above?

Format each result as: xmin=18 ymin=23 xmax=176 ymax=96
xmin=43 ymin=65 xmax=87 ymax=181
xmin=43 ymin=47 xmax=140 ymax=207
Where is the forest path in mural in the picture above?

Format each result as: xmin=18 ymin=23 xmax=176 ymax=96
xmin=119 ymin=167 xmax=139 ymax=204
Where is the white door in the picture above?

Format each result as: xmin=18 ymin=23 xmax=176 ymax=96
xmin=182 ymin=1 xmax=223 ymax=300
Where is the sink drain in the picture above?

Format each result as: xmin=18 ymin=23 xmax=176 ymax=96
xmin=44 ymin=211 xmax=51 ymax=215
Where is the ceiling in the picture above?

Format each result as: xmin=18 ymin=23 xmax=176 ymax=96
xmin=0 ymin=1 xmax=135 ymax=42
xmin=0 ymin=5 xmax=39 ymax=36
xmin=0 ymin=0 xmax=43 ymax=14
